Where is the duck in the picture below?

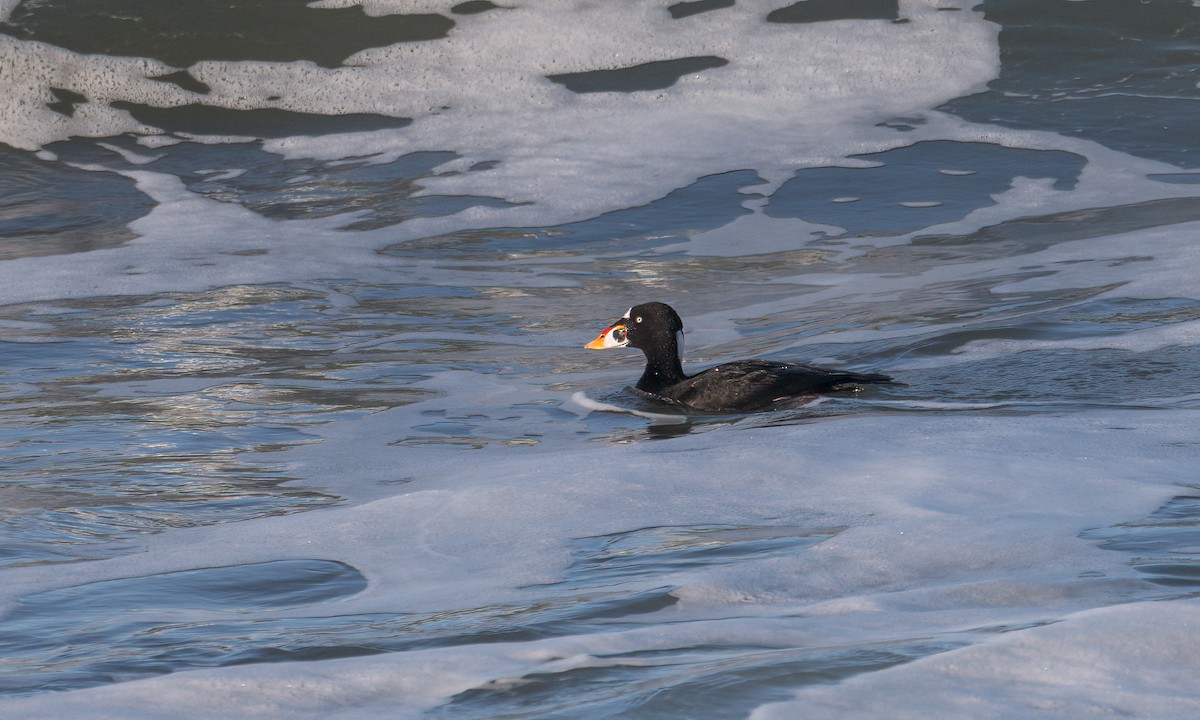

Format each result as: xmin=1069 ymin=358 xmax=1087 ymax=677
xmin=585 ymin=301 xmax=892 ymax=412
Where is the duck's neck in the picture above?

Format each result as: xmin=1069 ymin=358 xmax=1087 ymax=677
xmin=635 ymin=332 xmax=687 ymax=393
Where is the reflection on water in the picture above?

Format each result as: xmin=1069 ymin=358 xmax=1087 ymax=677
xmin=1 ymin=560 xmax=368 ymax=695
xmin=44 ymin=139 xmax=517 ymax=230
xmin=0 ymin=148 xmax=150 ymax=260
xmin=1 ymin=520 xmax=956 ymax=703
xmin=1084 ymin=493 xmax=1200 ymax=592
xmin=765 ymin=142 xmax=1086 ymax=235
xmin=436 ymin=635 xmax=967 ymax=720
xmin=941 ymin=0 xmax=1200 ymax=169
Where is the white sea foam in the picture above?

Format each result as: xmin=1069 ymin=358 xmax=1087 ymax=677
xmin=0 ymin=1 xmax=1001 ymax=305
xmin=274 ymin=0 xmax=999 ymax=217
xmin=3 ymin=408 xmax=1196 ymax=716
xmin=569 ymin=390 xmax=690 ymax=423
xmin=2 ymin=0 xmax=1195 ymax=312
xmin=753 ymin=599 xmax=1200 ymax=720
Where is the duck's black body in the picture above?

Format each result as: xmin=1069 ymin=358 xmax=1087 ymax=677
xmin=586 ymin=302 xmax=891 ymax=412
xmin=636 ymin=358 xmax=891 ymax=412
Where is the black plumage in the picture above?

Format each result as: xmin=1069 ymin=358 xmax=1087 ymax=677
xmin=585 ymin=301 xmax=892 ymax=412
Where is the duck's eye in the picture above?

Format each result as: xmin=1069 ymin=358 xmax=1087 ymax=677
xmin=635 ymin=316 xmax=643 ymax=323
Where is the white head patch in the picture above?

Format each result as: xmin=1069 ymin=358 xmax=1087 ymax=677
xmin=599 ymin=324 xmax=629 ymax=348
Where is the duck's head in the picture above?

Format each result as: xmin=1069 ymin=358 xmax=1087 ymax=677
xmin=585 ymin=301 xmax=685 ymax=358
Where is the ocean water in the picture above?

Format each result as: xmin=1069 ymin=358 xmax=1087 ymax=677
xmin=1 ymin=0 xmax=1200 ymax=717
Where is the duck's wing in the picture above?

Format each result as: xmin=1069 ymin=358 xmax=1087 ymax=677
xmin=664 ymin=360 xmax=892 ymax=412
